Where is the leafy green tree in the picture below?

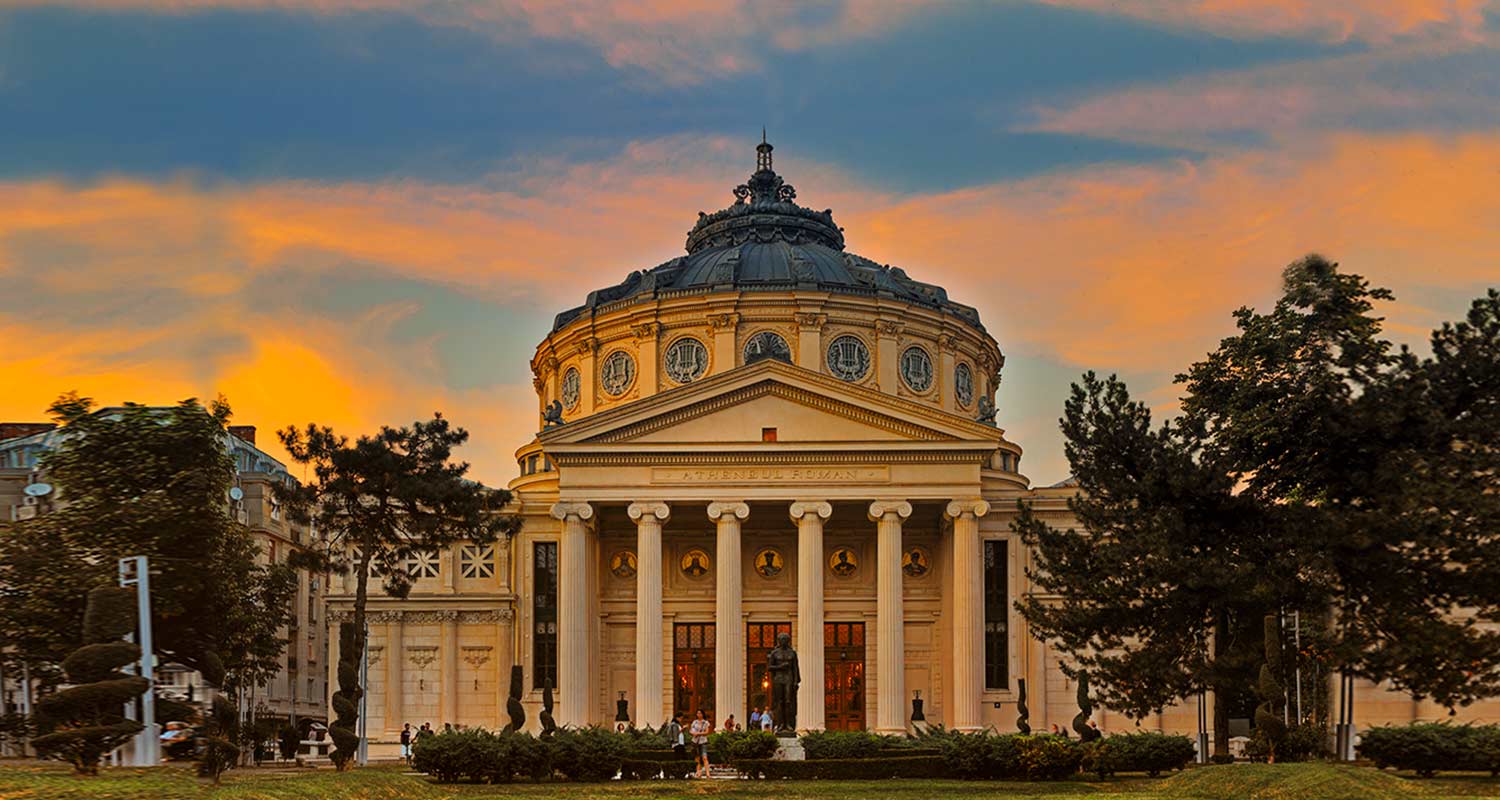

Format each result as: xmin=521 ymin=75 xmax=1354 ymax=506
xmin=1019 ymin=256 xmax=1500 ymax=754
xmin=31 ymin=587 xmax=149 ymax=775
xmin=1012 ymin=371 xmax=1288 ymax=755
xmin=0 ymin=395 xmax=297 ymax=695
xmin=274 ymin=413 xmax=518 ymax=769
xmin=1179 ymin=259 xmax=1500 ymax=706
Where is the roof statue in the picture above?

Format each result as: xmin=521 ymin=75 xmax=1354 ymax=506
xmin=551 ymin=139 xmax=983 ymax=333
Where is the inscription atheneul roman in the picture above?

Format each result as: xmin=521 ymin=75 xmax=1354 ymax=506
xmin=650 ymin=466 xmax=889 ymax=484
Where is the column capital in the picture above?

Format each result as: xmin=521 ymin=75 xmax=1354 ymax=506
xmin=627 ymin=501 xmax=671 ymax=523
xmin=867 ymin=499 xmax=912 ymax=523
xmin=549 ymin=501 xmax=595 ymax=522
xmin=788 ymin=500 xmax=833 ymax=523
xmin=707 ymin=501 xmax=750 ymax=522
xmin=944 ymin=499 xmax=991 ymax=520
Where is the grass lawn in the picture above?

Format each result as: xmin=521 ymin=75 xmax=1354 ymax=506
xmin=0 ymin=761 xmax=1496 ymax=800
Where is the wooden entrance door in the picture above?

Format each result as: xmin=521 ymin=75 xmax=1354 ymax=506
xmin=672 ymin=623 xmax=715 ymax=721
xmin=746 ymin=622 xmax=792 ymax=723
xmin=824 ymin=622 xmax=866 ymax=731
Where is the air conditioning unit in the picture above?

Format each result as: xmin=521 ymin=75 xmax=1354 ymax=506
xmin=236 ymin=509 xmax=250 ymax=525
xmin=17 ymin=503 xmax=37 ymax=521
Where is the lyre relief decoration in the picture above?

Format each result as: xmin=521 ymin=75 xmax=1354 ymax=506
xmin=680 ymin=548 xmax=711 ymax=579
xmin=828 ymin=547 xmax=858 ymax=578
xmin=902 ymin=546 xmax=931 ymax=578
xmin=753 ymin=548 xmax=784 ymax=578
xmin=610 ymin=550 xmax=637 ymax=579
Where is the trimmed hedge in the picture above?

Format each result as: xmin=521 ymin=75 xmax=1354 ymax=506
xmin=411 ymin=728 xmax=551 ymax=783
xmin=1081 ymin=732 xmax=1196 ymax=777
xmin=739 ymin=755 xmax=947 ymax=780
xmin=800 ymin=730 xmax=886 ymax=760
xmin=1358 ymin=723 xmax=1500 ymax=777
xmin=938 ymin=731 xmax=1084 ymax=780
xmin=709 ymin=729 xmax=779 ymax=763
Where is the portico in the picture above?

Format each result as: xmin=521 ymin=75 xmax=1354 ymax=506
xmin=530 ymin=358 xmax=1023 ymax=732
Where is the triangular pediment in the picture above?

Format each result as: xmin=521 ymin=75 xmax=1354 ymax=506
xmin=538 ymin=359 xmax=1003 ymax=448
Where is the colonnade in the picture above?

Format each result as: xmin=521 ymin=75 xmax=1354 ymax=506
xmin=547 ymin=498 xmax=992 ymax=733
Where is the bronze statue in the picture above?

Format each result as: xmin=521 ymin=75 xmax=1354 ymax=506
xmin=766 ymin=632 xmax=800 ymax=734
xmin=542 ymin=399 xmax=565 ymax=428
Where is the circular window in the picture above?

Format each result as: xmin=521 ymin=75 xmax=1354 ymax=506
xmin=664 ymin=337 xmax=709 ymax=384
xmin=600 ymin=350 xmax=636 ymax=396
xmin=560 ymin=367 xmax=581 ymax=410
xmin=825 ymin=335 xmax=870 ymax=382
xmin=743 ymin=331 xmax=792 ymax=365
xmin=954 ymin=362 xmax=974 ymax=407
xmin=900 ymin=346 xmax=934 ymax=392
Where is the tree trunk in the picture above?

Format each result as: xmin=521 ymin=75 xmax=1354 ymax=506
xmin=1213 ymin=607 xmax=1231 ymax=757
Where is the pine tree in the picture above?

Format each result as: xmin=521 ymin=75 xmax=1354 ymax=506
xmin=31 ymin=587 xmax=149 ymax=775
xmin=275 ymin=413 xmax=518 ymax=769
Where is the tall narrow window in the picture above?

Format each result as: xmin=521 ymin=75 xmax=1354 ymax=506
xmin=983 ymin=539 xmax=1009 ymax=690
xmin=533 ymin=542 xmax=559 ymax=691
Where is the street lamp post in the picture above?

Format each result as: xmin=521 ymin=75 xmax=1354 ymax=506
xmin=117 ymin=556 xmax=159 ymax=766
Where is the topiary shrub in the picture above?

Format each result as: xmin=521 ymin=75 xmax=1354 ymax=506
xmin=1254 ymin=614 xmax=1289 ymax=762
xmin=800 ymin=730 xmax=886 ymax=760
xmin=31 ymin=587 xmax=149 ymax=775
xmin=197 ymin=696 xmax=240 ymax=783
xmin=1081 ymin=732 xmax=1197 ymax=777
xmin=938 ymin=731 xmax=1022 ymax=779
xmin=549 ymin=726 xmax=629 ymax=782
xmin=411 ymin=728 xmax=552 ymax=784
xmin=278 ymin=724 xmax=300 ymax=761
xmin=1247 ymin=721 xmax=1327 ymax=763
xmin=328 ymin=622 xmax=362 ymax=771
xmin=709 ymin=729 xmax=778 ymax=763
xmin=1358 ymin=722 xmax=1500 ymax=777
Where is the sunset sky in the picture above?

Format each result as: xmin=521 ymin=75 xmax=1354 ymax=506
xmin=2 ymin=1 xmax=1497 ymax=487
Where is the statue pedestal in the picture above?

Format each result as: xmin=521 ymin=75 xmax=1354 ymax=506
xmin=772 ymin=735 xmax=805 ymax=761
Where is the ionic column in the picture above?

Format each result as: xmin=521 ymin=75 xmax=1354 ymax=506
xmin=385 ymin=613 xmax=403 ymax=733
xmin=790 ymin=501 xmax=832 ymax=732
xmin=946 ymin=499 xmax=991 ymax=732
xmin=869 ymin=500 xmax=912 ymax=734
xmin=628 ymin=501 xmax=671 ymax=728
xmin=550 ymin=501 xmax=596 ymax=727
xmin=441 ymin=612 xmax=459 ymax=725
xmin=708 ymin=501 xmax=749 ymax=726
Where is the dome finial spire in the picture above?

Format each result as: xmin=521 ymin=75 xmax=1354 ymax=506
xmin=756 ymin=131 xmax=773 ymax=173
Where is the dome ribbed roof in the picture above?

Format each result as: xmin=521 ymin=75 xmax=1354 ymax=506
xmin=551 ymin=139 xmax=983 ymax=332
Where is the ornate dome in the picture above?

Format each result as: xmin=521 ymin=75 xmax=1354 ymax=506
xmin=551 ymin=138 xmax=983 ymax=333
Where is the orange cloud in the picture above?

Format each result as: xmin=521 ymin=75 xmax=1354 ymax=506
xmin=3 ymin=132 xmax=1497 ymax=487
xmin=1044 ymin=0 xmax=1495 ymax=46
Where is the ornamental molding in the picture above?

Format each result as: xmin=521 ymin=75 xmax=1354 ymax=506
xmin=794 ymin=312 xmax=827 ymax=330
xmin=403 ymin=610 xmax=461 ymax=624
xmin=875 ymin=320 xmax=904 ymax=338
xmin=553 ymin=450 xmax=991 ymax=467
xmin=367 ymin=645 xmax=384 ymax=667
xmin=542 ymin=355 xmax=559 ymax=372
xmin=459 ymin=609 xmax=513 ymax=623
xmin=461 ymin=645 xmax=492 ymax=668
xmin=407 ymin=646 xmax=439 ymax=669
xmin=370 ymin=610 xmax=405 ymax=624
xmin=585 ymin=380 xmax=947 ymax=444
xmin=631 ymin=321 xmax=661 ymax=340
xmin=328 ymin=609 xmax=353 ymax=623
xmin=576 ymin=336 xmax=600 ymax=356
xmin=709 ymin=312 xmax=740 ymax=330
xmin=937 ymin=333 xmax=958 ymax=353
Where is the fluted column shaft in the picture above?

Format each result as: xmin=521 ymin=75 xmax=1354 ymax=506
xmin=441 ymin=614 xmax=459 ymax=724
xmin=628 ymin=501 xmax=670 ymax=728
xmin=791 ymin=501 xmax=832 ymax=732
xmin=946 ymin=499 xmax=991 ymax=732
xmin=550 ymin=502 xmax=595 ymax=727
xmin=709 ymin=501 xmax=750 ymax=727
xmin=385 ymin=615 xmax=403 ymax=732
xmin=870 ymin=500 xmax=912 ymax=735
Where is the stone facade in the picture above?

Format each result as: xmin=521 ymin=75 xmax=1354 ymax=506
xmin=324 ymin=144 xmax=1500 ymax=759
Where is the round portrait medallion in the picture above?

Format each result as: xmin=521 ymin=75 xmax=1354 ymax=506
xmin=902 ymin=547 xmax=931 ymax=578
xmin=680 ymin=548 xmax=712 ymax=579
xmin=753 ymin=548 xmax=784 ymax=578
xmin=610 ymin=550 xmax=637 ymax=579
xmin=828 ymin=547 xmax=859 ymax=578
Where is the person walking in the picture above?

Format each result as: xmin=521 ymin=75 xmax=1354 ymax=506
xmin=399 ymin=723 xmax=413 ymax=765
xmin=690 ymin=710 xmax=711 ymax=778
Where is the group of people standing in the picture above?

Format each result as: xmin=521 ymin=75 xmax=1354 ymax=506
xmin=398 ymin=722 xmax=448 ymax=764
xmin=666 ymin=710 xmax=716 ymax=778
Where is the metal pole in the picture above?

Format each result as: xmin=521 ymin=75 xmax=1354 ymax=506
xmin=21 ymin=661 xmax=33 ymax=758
xmin=1293 ymin=612 xmax=1303 ymax=724
xmin=1281 ymin=613 xmax=1290 ymax=726
xmin=118 ymin=556 xmax=159 ymax=766
xmin=1196 ymin=689 xmax=1209 ymax=763
xmin=357 ymin=622 xmax=368 ymax=766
